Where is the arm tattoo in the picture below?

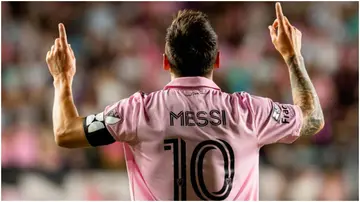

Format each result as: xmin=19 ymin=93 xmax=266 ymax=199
xmin=286 ymin=55 xmax=324 ymax=136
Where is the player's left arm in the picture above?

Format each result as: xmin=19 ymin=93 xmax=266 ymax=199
xmin=269 ymin=3 xmax=325 ymax=137
xmin=46 ymin=23 xmax=99 ymax=148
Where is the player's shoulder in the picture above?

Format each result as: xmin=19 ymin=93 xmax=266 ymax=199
xmin=229 ymin=91 xmax=274 ymax=112
xmin=125 ymin=90 xmax=164 ymax=106
xmin=111 ymin=91 xmax=149 ymax=109
xmin=123 ymin=89 xmax=173 ymax=103
xmin=231 ymin=91 xmax=256 ymax=102
xmin=232 ymin=91 xmax=271 ymax=101
xmin=126 ymin=90 xmax=156 ymax=101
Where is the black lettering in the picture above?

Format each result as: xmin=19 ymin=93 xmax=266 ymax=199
xmin=171 ymin=110 xmax=227 ymax=127
xmin=281 ymin=106 xmax=290 ymax=124
xmin=170 ymin=111 xmax=184 ymax=126
xmin=185 ymin=111 xmax=196 ymax=126
xmin=222 ymin=110 xmax=226 ymax=126
xmin=282 ymin=106 xmax=289 ymax=116
xmin=210 ymin=110 xmax=221 ymax=126
xmin=196 ymin=111 xmax=208 ymax=127
xmin=281 ymin=118 xmax=290 ymax=124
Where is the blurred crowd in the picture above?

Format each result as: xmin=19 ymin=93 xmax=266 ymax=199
xmin=1 ymin=2 xmax=358 ymax=200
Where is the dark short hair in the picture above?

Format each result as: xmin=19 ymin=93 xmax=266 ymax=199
xmin=165 ymin=10 xmax=218 ymax=77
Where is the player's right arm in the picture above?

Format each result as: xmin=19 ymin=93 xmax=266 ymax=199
xmin=46 ymin=23 xmax=139 ymax=148
xmin=268 ymin=2 xmax=325 ymax=136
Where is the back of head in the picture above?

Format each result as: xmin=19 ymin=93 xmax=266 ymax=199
xmin=165 ymin=10 xmax=218 ymax=77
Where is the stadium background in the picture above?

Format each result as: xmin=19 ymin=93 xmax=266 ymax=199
xmin=1 ymin=1 xmax=358 ymax=200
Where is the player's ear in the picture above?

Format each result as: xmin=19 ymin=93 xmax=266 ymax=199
xmin=163 ymin=54 xmax=170 ymax=71
xmin=214 ymin=52 xmax=220 ymax=69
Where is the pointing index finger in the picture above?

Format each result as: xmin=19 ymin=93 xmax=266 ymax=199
xmin=58 ymin=23 xmax=68 ymax=46
xmin=275 ymin=2 xmax=285 ymax=30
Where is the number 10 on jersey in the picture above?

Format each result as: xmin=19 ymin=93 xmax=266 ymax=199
xmin=164 ymin=138 xmax=235 ymax=201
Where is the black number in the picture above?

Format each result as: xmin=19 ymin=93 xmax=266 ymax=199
xmin=164 ymin=138 xmax=235 ymax=201
xmin=164 ymin=139 xmax=186 ymax=200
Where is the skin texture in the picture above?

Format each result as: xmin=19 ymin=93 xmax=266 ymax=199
xmin=46 ymin=24 xmax=90 ymax=148
xmin=268 ymin=3 xmax=325 ymax=136
xmin=286 ymin=55 xmax=325 ymax=136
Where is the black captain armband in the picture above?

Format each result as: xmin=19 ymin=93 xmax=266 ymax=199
xmin=83 ymin=112 xmax=116 ymax=147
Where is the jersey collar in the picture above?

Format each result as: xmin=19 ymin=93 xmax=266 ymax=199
xmin=164 ymin=77 xmax=221 ymax=90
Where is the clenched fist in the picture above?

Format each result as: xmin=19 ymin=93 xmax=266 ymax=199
xmin=46 ymin=23 xmax=76 ymax=79
xmin=269 ymin=3 xmax=302 ymax=59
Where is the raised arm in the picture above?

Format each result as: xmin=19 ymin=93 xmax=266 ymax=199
xmin=46 ymin=23 xmax=90 ymax=148
xmin=286 ymin=55 xmax=324 ymax=135
xmin=268 ymin=3 xmax=325 ymax=136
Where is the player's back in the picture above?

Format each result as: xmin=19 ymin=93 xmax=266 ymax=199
xmin=104 ymin=77 xmax=302 ymax=200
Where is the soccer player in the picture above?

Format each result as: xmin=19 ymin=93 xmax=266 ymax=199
xmin=46 ymin=2 xmax=324 ymax=200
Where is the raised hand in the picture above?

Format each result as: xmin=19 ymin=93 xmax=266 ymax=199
xmin=46 ymin=23 xmax=76 ymax=79
xmin=268 ymin=2 xmax=302 ymax=59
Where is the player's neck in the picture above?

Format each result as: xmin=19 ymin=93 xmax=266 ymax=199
xmin=170 ymin=72 xmax=213 ymax=81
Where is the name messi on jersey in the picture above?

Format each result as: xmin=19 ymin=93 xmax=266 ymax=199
xmin=170 ymin=110 xmax=226 ymax=127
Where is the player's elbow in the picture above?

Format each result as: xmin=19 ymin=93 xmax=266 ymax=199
xmin=312 ymin=116 xmax=325 ymax=135
xmin=54 ymin=132 xmax=71 ymax=148
xmin=54 ymin=129 xmax=79 ymax=148
xmin=53 ymin=117 xmax=87 ymax=148
xmin=318 ymin=116 xmax=325 ymax=130
xmin=301 ymin=112 xmax=325 ymax=136
xmin=314 ymin=107 xmax=325 ymax=134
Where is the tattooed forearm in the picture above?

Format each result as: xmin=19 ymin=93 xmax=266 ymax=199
xmin=286 ymin=55 xmax=325 ymax=136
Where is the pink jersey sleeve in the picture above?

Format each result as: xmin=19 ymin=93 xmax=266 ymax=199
xmin=238 ymin=92 xmax=303 ymax=146
xmin=103 ymin=92 xmax=142 ymax=143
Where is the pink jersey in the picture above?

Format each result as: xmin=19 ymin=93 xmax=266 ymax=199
xmin=102 ymin=77 xmax=303 ymax=200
